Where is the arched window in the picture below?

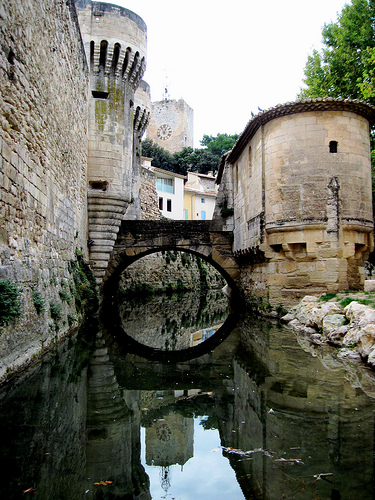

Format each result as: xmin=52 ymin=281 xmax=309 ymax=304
xmin=128 ymin=51 xmax=139 ymax=79
xmin=99 ymin=40 xmax=108 ymax=70
xmin=122 ymin=47 xmax=131 ymax=77
xmin=90 ymin=41 xmax=95 ymax=70
xmin=111 ymin=43 xmax=121 ymax=74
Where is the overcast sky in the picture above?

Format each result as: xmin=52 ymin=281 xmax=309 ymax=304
xmin=99 ymin=0 xmax=349 ymax=147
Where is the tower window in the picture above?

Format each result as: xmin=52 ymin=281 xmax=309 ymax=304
xmin=111 ymin=43 xmax=121 ymax=74
xmin=99 ymin=40 xmax=108 ymax=70
xmin=89 ymin=180 xmax=108 ymax=191
xmin=122 ymin=47 xmax=131 ymax=77
xmin=91 ymin=90 xmax=109 ymax=99
xmin=329 ymin=141 xmax=338 ymax=153
xmin=90 ymin=41 xmax=95 ymax=70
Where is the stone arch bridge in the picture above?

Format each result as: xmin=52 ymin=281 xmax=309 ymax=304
xmin=101 ymin=220 xmax=239 ymax=289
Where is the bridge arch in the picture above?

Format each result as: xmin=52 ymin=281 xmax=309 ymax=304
xmin=101 ymin=220 xmax=240 ymax=293
xmin=99 ymin=220 xmax=241 ymax=361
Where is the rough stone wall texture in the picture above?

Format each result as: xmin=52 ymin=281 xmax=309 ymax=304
xmin=140 ymin=167 xmax=162 ymax=220
xmin=75 ymin=0 xmax=150 ymax=281
xmin=119 ymin=251 xmax=225 ymax=292
xmin=0 ymin=0 xmax=88 ymax=378
xmin=147 ymin=99 xmax=194 ymax=153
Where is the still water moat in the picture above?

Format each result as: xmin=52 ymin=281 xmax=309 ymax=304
xmin=1 ymin=290 xmax=375 ymax=499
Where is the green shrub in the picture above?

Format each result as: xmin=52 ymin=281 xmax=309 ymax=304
xmin=69 ymin=250 xmax=98 ymax=316
xmin=50 ymin=301 xmax=62 ymax=322
xmin=339 ymin=297 xmax=355 ymax=308
xmin=181 ymin=252 xmax=191 ymax=267
xmin=59 ymin=289 xmax=71 ymax=304
xmin=0 ymin=280 xmax=22 ymax=326
xmin=319 ymin=292 xmax=337 ymax=302
xmin=32 ymin=290 xmax=45 ymax=314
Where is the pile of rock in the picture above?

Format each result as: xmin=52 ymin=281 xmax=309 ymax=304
xmin=282 ymin=296 xmax=375 ymax=368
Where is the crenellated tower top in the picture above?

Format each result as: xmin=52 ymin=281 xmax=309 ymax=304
xmin=75 ymin=0 xmax=147 ymax=89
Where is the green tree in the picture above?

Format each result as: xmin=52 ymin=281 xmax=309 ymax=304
xmin=141 ymin=138 xmax=176 ymax=172
xmin=173 ymin=147 xmax=219 ymax=175
xmin=200 ymin=133 xmax=239 ymax=157
xmin=299 ymin=0 xmax=375 ymax=104
xmin=141 ymin=132 xmax=238 ymax=176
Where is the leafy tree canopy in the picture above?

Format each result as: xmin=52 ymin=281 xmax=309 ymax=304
xmin=200 ymin=133 xmax=239 ymax=157
xmin=141 ymin=132 xmax=239 ymax=176
xmin=141 ymin=138 xmax=176 ymax=172
xmin=299 ymin=0 xmax=375 ymax=105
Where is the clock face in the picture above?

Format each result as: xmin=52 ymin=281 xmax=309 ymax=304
xmin=157 ymin=124 xmax=172 ymax=140
xmin=156 ymin=423 xmax=172 ymax=441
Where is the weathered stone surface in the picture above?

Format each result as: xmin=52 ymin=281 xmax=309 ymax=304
xmin=367 ymin=348 xmax=375 ymax=368
xmin=344 ymin=301 xmax=375 ymax=326
xmin=294 ymin=296 xmax=319 ymax=326
xmin=337 ymin=348 xmax=362 ymax=361
xmin=322 ymin=314 xmax=347 ymax=336
xmin=120 ymin=251 xmax=225 ymax=292
xmin=327 ymin=325 xmax=350 ymax=345
xmin=356 ymin=324 xmax=375 ymax=358
xmin=0 ymin=0 xmax=88 ymax=378
xmin=365 ymin=280 xmax=375 ymax=292
xmin=310 ymin=302 xmax=344 ymax=329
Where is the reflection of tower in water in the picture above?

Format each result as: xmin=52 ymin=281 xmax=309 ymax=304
xmin=160 ymin=466 xmax=171 ymax=498
xmin=146 ymin=412 xmax=193 ymax=466
xmin=146 ymin=408 xmax=194 ymax=495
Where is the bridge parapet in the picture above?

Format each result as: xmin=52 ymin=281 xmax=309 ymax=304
xmin=102 ymin=220 xmax=239 ymax=287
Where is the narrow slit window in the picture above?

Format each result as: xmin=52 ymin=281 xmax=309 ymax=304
xmin=128 ymin=51 xmax=139 ymax=79
xmin=159 ymin=197 xmax=163 ymax=210
xmin=111 ymin=43 xmax=121 ymax=73
xmin=167 ymin=199 xmax=172 ymax=212
xmin=99 ymin=40 xmax=108 ymax=69
xmin=329 ymin=141 xmax=338 ymax=153
xmin=90 ymin=41 xmax=95 ymax=70
xmin=122 ymin=48 xmax=131 ymax=77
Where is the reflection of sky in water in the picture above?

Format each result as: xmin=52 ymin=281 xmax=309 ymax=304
xmin=141 ymin=418 xmax=245 ymax=500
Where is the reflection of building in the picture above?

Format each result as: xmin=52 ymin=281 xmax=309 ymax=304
xmin=190 ymin=323 xmax=223 ymax=346
xmin=145 ymin=411 xmax=194 ymax=467
xmin=147 ymin=99 xmax=194 ymax=153
xmin=184 ymin=171 xmax=218 ymax=220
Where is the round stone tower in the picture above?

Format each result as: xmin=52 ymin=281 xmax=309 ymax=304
xmin=75 ymin=0 xmax=151 ymax=281
xmin=215 ymin=98 xmax=375 ymax=306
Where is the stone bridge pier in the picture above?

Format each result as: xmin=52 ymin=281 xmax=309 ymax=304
xmin=100 ymin=220 xmax=239 ymax=290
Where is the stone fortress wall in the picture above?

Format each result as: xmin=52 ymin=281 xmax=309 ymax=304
xmin=0 ymin=0 xmax=89 ymax=378
xmin=0 ymin=0 xmax=152 ymax=379
xmin=214 ymin=99 xmax=375 ymax=306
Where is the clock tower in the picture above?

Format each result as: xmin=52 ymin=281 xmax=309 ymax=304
xmin=147 ymin=98 xmax=194 ymax=154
